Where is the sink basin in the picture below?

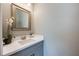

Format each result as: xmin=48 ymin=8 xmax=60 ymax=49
xmin=18 ymin=39 xmax=35 ymax=45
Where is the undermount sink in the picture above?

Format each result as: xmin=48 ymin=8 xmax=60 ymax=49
xmin=18 ymin=38 xmax=35 ymax=45
xmin=13 ymin=35 xmax=35 ymax=45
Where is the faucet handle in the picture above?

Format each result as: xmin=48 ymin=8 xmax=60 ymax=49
xmin=30 ymin=32 xmax=33 ymax=35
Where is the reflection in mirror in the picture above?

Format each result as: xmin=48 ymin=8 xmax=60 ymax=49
xmin=11 ymin=3 xmax=31 ymax=31
xmin=16 ymin=8 xmax=29 ymax=28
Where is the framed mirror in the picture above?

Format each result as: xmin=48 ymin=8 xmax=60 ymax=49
xmin=11 ymin=3 xmax=31 ymax=31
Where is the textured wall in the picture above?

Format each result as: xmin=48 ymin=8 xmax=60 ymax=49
xmin=33 ymin=3 xmax=79 ymax=56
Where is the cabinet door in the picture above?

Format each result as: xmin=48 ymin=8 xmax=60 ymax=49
xmin=34 ymin=42 xmax=43 ymax=56
xmin=11 ymin=41 xmax=43 ymax=56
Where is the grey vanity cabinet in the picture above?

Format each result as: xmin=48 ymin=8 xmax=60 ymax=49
xmin=11 ymin=41 xmax=43 ymax=56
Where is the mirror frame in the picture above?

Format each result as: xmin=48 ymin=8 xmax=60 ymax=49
xmin=11 ymin=3 xmax=31 ymax=31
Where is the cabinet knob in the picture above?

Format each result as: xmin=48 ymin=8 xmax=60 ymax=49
xmin=30 ymin=54 xmax=35 ymax=56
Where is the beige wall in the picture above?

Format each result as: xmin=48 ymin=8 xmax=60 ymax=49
xmin=2 ymin=3 xmax=33 ymax=37
xmin=33 ymin=3 xmax=79 ymax=56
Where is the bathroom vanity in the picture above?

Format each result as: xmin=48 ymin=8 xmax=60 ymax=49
xmin=3 ymin=34 xmax=44 ymax=56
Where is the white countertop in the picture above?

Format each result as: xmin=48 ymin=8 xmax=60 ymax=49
xmin=3 ymin=34 xmax=44 ymax=56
